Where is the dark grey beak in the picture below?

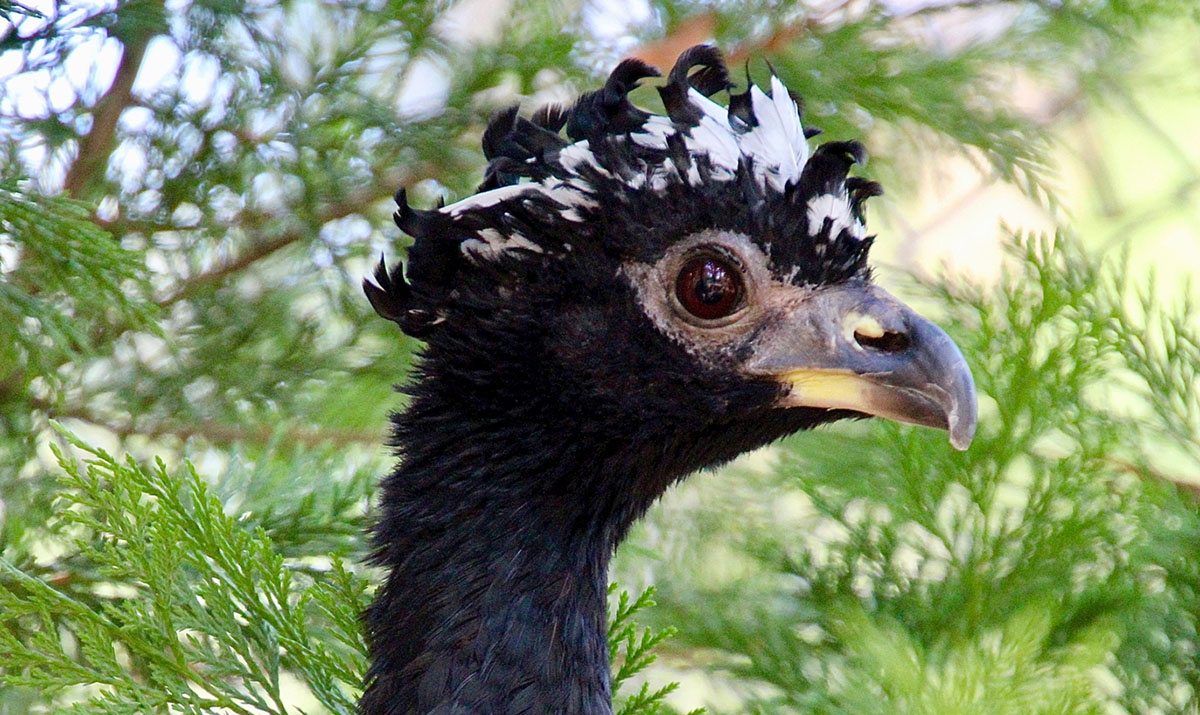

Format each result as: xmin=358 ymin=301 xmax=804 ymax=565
xmin=746 ymin=281 xmax=978 ymax=450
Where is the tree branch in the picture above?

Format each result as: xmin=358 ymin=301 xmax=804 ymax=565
xmin=34 ymin=398 xmax=381 ymax=448
xmin=156 ymin=230 xmax=299 ymax=308
xmin=631 ymin=5 xmax=852 ymax=71
xmin=1102 ymin=455 xmax=1200 ymax=501
xmin=633 ymin=0 xmax=1031 ymax=71
xmin=155 ymin=167 xmax=433 ymax=309
xmin=62 ymin=26 xmax=153 ymax=199
xmin=631 ymin=13 xmax=718 ymax=69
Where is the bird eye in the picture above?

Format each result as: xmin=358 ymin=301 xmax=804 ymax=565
xmin=674 ymin=254 xmax=745 ymax=322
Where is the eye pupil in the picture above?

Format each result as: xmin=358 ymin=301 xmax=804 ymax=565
xmin=675 ymin=255 xmax=744 ymax=321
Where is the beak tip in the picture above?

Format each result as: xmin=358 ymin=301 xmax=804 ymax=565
xmin=947 ymin=407 xmax=977 ymax=451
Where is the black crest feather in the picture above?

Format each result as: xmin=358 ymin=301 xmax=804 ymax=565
xmin=798 ymin=141 xmax=869 ymax=196
xmin=530 ymin=103 xmax=569 ymax=132
xmin=659 ymin=44 xmax=730 ymax=126
xmin=565 ymin=58 xmax=659 ymax=141
xmin=479 ymin=106 xmax=570 ymax=190
xmin=727 ymin=61 xmax=756 ymax=130
xmin=363 ymin=257 xmax=411 ymax=324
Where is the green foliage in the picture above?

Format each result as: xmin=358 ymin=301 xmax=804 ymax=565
xmin=609 ymin=584 xmax=705 ymax=715
xmin=0 ymin=182 xmax=155 ymax=385
xmin=0 ymin=183 xmax=157 ymax=536
xmin=824 ymin=599 xmax=1120 ymax=715
xmin=0 ymin=429 xmax=367 ymax=714
xmin=0 ymin=1 xmax=40 ymax=25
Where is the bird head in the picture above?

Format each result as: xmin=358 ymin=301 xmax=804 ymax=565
xmin=366 ymin=46 xmax=977 ymax=475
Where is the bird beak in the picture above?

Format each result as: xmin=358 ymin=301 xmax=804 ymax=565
xmin=746 ymin=282 xmax=978 ymax=450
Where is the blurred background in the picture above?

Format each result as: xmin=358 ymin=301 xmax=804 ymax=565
xmin=2 ymin=0 xmax=1199 ymax=713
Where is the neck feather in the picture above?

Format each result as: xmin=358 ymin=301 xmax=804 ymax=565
xmin=360 ymin=383 xmax=654 ymax=715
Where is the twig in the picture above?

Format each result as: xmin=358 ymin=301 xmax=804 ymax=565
xmin=62 ymin=26 xmax=153 ymax=199
xmin=1102 ymin=455 xmax=1200 ymax=500
xmin=33 ymin=399 xmax=382 ymax=448
xmin=155 ymin=231 xmax=300 ymax=308
xmin=630 ymin=7 xmax=834 ymax=71
xmin=154 ymin=169 xmax=430 ymax=308
xmin=631 ymin=13 xmax=718 ymax=69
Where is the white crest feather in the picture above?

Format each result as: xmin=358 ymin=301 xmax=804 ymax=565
xmin=806 ymin=193 xmax=867 ymax=241
xmin=439 ymin=67 xmax=825 ymax=262
xmin=735 ymin=79 xmax=807 ymax=192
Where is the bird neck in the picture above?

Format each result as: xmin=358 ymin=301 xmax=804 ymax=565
xmin=362 ymin=384 xmax=657 ymax=715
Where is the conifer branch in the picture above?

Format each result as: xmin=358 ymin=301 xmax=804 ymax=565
xmin=155 ymin=168 xmax=434 ymax=308
xmin=155 ymin=231 xmax=303 ymax=308
xmin=62 ymin=25 xmax=154 ymax=199
xmin=32 ymin=399 xmax=381 ymax=448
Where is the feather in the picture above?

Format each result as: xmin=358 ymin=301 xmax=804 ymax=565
xmin=565 ymin=59 xmax=658 ymax=141
xmin=658 ymin=44 xmax=729 ymax=126
xmin=363 ymin=256 xmax=412 ymax=325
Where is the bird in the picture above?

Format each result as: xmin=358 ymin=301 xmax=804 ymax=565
xmin=360 ymin=45 xmax=977 ymax=715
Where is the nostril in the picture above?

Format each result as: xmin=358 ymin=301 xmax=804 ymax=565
xmin=855 ymin=329 xmax=911 ymax=353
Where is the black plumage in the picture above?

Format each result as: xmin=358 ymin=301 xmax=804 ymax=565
xmin=361 ymin=46 xmax=978 ymax=715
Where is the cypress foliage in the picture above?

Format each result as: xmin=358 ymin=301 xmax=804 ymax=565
xmin=2 ymin=1 xmax=1197 ymax=713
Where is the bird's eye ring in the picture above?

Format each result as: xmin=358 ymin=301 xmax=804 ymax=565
xmin=674 ymin=253 xmax=745 ymax=322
